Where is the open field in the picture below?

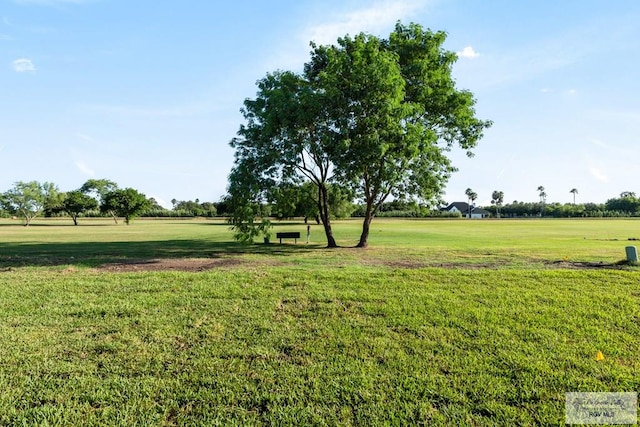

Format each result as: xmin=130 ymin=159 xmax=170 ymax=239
xmin=0 ymin=218 xmax=638 ymax=425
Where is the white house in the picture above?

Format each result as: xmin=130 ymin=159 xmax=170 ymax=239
xmin=442 ymin=202 xmax=490 ymax=219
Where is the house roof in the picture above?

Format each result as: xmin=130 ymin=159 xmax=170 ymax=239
xmin=444 ymin=202 xmax=471 ymax=212
xmin=471 ymin=207 xmax=490 ymax=215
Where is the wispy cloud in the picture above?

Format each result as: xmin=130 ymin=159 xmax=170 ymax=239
xmin=12 ymin=58 xmax=35 ymax=72
xmin=590 ymin=138 xmax=610 ymax=149
xmin=304 ymin=0 xmax=428 ymax=45
xmin=457 ymin=46 xmax=479 ymax=59
xmin=540 ymin=88 xmax=578 ymax=95
xmin=268 ymin=0 xmax=429 ymax=71
xmin=0 ymin=34 xmax=14 ymax=41
xmin=589 ymin=167 xmax=609 ymax=183
xmin=81 ymin=103 xmax=215 ymax=119
xmin=456 ymin=24 xmax=612 ymax=90
xmin=77 ymin=133 xmax=96 ymax=143
xmin=593 ymin=109 xmax=640 ymax=125
xmin=75 ymin=160 xmax=95 ymax=176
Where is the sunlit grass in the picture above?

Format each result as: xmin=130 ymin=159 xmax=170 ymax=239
xmin=1 ymin=217 xmax=639 ymax=268
xmin=0 ymin=218 xmax=638 ymax=425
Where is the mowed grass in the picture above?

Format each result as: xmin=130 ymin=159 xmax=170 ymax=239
xmin=0 ymin=218 xmax=638 ymax=425
xmin=1 ymin=217 xmax=639 ymax=268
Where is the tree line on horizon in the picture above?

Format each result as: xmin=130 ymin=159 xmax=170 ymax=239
xmin=1 ymin=177 xmax=638 ymax=227
xmin=0 ymin=179 xmax=224 ymax=226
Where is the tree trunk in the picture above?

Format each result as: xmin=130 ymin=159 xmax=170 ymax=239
xmin=23 ymin=211 xmax=33 ymax=227
xmin=356 ymin=202 xmax=374 ymax=248
xmin=318 ymin=184 xmax=338 ymax=248
xmin=72 ymin=214 xmax=79 ymax=226
xmin=110 ymin=210 xmax=119 ymax=224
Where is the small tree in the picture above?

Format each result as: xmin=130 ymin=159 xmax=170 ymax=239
xmin=60 ymin=190 xmax=99 ymax=225
xmin=80 ymin=179 xmax=119 ymax=223
xmin=101 ymin=188 xmax=150 ymax=225
xmin=0 ymin=181 xmax=59 ymax=226
xmin=226 ymin=162 xmax=273 ymax=243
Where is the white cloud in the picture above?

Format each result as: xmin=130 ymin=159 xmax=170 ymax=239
xmin=540 ymin=88 xmax=553 ymax=93
xmin=589 ymin=167 xmax=609 ymax=183
xmin=304 ymin=0 xmax=428 ymax=46
xmin=268 ymin=1 xmax=429 ymax=72
xmin=75 ymin=160 xmax=95 ymax=176
xmin=457 ymin=46 xmax=480 ymax=59
xmin=12 ymin=58 xmax=35 ymax=73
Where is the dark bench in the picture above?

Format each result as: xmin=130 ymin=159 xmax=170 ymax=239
xmin=276 ymin=232 xmax=300 ymax=244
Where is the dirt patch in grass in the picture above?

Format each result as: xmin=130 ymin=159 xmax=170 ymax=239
xmin=549 ymin=260 xmax=634 ymax=270
xmin=97 ymin=257 xmax=244 ymax=272
xmin=367 ymin=257 xmax=637 ymax=271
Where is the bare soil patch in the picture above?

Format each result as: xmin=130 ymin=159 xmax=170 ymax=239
xmin=549 ymin=260 xmax=632 ymax=270
xmin=97 ymin=258 xmax=244 ymax=272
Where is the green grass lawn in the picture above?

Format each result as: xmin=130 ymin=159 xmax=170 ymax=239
xmin=0 ymin=218 xmax=638 ymax=425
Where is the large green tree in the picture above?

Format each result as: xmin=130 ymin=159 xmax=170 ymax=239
xmin=101 ymin=188 xmax=150 ymax=225
xmin=229 ymin=70 xmax=339 ymax=246
xmin=228 ymin=22 xmax=491 ymax=247
xmin=311 ymin=24 xmax=491 ymax=246
xmin=0 ymin=181 xmax=59 ymax=226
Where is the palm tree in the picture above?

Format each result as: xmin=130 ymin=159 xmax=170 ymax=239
xmin=537 ymin=186 xmax=546 ymax=217
xmin=491 ymin=190 xmax=504 ymax=218
xmin=465 ymin=188 xmax=477 ymax=218
xmin=569 ymin=188 xmax=578 ymax=205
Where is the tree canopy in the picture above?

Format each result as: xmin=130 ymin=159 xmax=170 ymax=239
xmin=59 ymin=190 xmax=99 ymax=225
xmin=0 ymin=181 xmax=59 ymax=226
xmin=101 ymin=188 xmax=150 ymax=225
xmin=228 ymin=22 xmax=491 ymax=247
xmin=80 ymin=178 xmax=120 ymax=223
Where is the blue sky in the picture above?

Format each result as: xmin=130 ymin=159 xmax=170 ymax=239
xmin=2 ymin=0 xmax=639 ymax=208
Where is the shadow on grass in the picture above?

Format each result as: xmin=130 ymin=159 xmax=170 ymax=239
xmin=0 ymin=239 xmax=321 ymax=268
